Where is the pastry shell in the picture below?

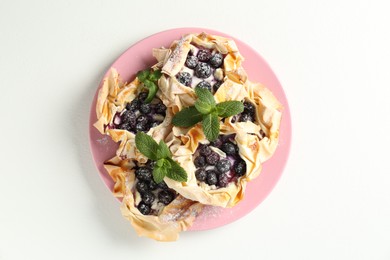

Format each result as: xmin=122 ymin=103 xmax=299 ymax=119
xmin=104 ymin=156 xmax=203 ymax=241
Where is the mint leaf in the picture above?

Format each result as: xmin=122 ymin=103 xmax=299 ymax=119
xmin=202 ymin=112 xmax=220 ymax=141
xmin=143 ymin=81 xmax=157 ymax=103
xmin=137 ymin=70 xmax=150 ymax=82
xmin=216 ymin=101 xmax=244 ymax=118
xmin=149 ymin=70 xmax=162 ymax=81
xmin=195 ymin=86 xmax=216 ymax=106
xmin=195 ymin=100 xmax=213 ymax=114
xmin=172 ymin=106 xmax=203 ymax=127
xmin=156 ymin=140 xmax=171 ymax=159
xmin=135 ymin=132 xmax=159 ymax=160
xmin=166 ymin=158 xmax=188 ymax=182
xmin=153 ymin=166 xmax=166 ymax=183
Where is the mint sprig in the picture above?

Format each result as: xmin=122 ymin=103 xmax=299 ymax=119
xmin=172 ymin=87 xmax=244 ymax=141
xmin=136 ymin=69 xmax=162 ymax=103
xmin=135 ymin=132 xmax=188 ymax=183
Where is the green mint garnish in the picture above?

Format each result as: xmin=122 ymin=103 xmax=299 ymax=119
xmin=135 ymin=132 xmax=188 ymax=183
xmin=172 ymin=86 xmax=244 ymax=141
xmin=136 ymin=69 xmax=162 ymax=103
xmin=172 ymin=87 xmax=244 ymax=141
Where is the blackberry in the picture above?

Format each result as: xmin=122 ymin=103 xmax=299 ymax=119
xmin=155 ymin=103 xmax=167 ymax=114
xmin=199 ymin=145 xmax=212 ymax=156
xmin=213 ymin=81 xmax=222 ymax=92
xmin=196 ymin=81 xmax=211 ymax=92
xmin=140 ymin=103 xmax=151 ymax=114
xmin=206 ymin=170 xmax=218 ymax=186
xmin=157 ymin=181 xmax=169 ymax=190
xmin=216 ymin=159 xmax=231 ymax=174
xmin=218 ymin=173 xmax=229 ymax=188
xmin=141 ymin=191 xmax=155 ymax=205
xmin=194 ymin=156 xmax=206 ymax=168
xmin=206 ymin=152 xmax=220 ymax=165
xmin=158 ymin=190 xmax=175 ymax=205
xmin=136 ymin=180 xmax=149 ymax=194
xmin=137 ymin=201 xmax=151 ymax=215
xmin=221 ymin=142 xmax=237 ymax=155
xmin=118 ymin=122 xmax=132 ymax=132
xmin=177 ymin=72 xmax=192 ymax=86
xmin=194 ymin=62 xmax=212 ymax=79
xmin=195 ymin=169 xmax=207 ymax=182
xmin=185 ymin=55 xmax=198 ymax=69
xmin=146 ymin=160 xmax=157 ymax=169
xmin=239 ymin=113 xmax=253 ymax=122
xmin=126 ymin=99 xmax=140 ymax=112
xmin=197 ymin=49 xmax=212 ymax=62
xmin=148 ymin=179 xmax=158 ymax=191
xmin=209 ymin=52 xmax=223 ymax=68
xmin=138 ymin=92 xmax=148 ymax=101
xmin=135 ymin=167 xmax=152 ymax=181
xmin=234 ymin=160 xmax=246 ymax=177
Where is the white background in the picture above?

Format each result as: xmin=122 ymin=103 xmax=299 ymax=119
xmin=1 ymin=0 xmax=389 ymax=259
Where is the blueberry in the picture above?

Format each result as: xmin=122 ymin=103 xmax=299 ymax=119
xmin=194 ymin=62 xmax=212 ymax=79
xmin=206 ymin=170 xmax=218 ymax=185
xmin=126 ymin=99 xmax=140 ymax=111
xmin=137 ymin=115 xmax=149 ymax=125
xmin=158 ymin=190 xmax=175 ymax=205
xmin=136 ymin=180 xmax=149 ymax=194
xmin=137 ymin=201 xmax=151 ymax=215
xmin=118 ymin=122 xmax=132 ymax=131
xmin=146 ymin=160 xmax=157 ymax=169
xmin=155 ymin=103 xmax=167 ymax=114
xmin=135 ymin=167 xmax=152 ymax=181
xmin=199 ymin=145 xmax=212 ymax=156
xmin=221 ymin=142 xmax=237 ymax=155
xmin=216 ymin=159 xmax=231 ymax=174
xmin=195 ymin=169 xmax=207 ymax=182
xmin=196 ymin=81 xmax=211 ymax=92
xmin=213 ymin=81 xmax=222 ymax=92
xmin=234 ymin=160 xmax=246 ymax=177
xmin=243 ymin=101 xmax=255 ymax=114
xmin=209 ymin=53 xmax=223 ymax=68
xmin=218 ymin=173 xmax=229 ymax=187
xmin=206 ymin=152 xmax=220 ymax=165
xmin=194 ymin=156 xmax=206 ymax=168
xmin=141 ymin=191 xmax=155 ymax=205
xmin=138 ymin=92 xmax=148 ymax=101
xmin=157 ymin=181 xmax=169 ymax=190
xmin=148 ymin=179 xmax=158 ymax=191
xmin=185 ymin=55 xmax=198 ymax=69
xmin=197 ymin=49 xmax=212 ymax=62
xmin=210 ymin=139 xmax=222 ymax=148
xmin=177 ymin=72 xmax=192 ymax=86
xmin=140 ymin=103 xmax=151 ymax=114
xmin=239 ymin=113 xmax=254 ymax=122
xmin=135 ymin=123 xmax=147 ymax=132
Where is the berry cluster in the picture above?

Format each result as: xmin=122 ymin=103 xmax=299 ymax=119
xmin=193 ymin=135 xmax=247 ymax=188
xmin=135 ymin=160 xmax=177 ymax=215
xmin=114 ymin=92 xmax=167 ymax=133
xmin=176 ymin=48 xmax=224 ymax=93
xmin=232 ymin=101 xmax=256 ymax=123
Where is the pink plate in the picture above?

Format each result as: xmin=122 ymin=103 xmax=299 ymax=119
xmin=89 ymin=28 xmax=291 ymax=231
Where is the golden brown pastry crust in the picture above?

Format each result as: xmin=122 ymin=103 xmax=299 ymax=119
xmin=104 ymin=156 xmax=203 ymax=241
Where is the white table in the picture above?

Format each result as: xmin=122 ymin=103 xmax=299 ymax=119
xmin=1 ymin=0 xmax=389 ymax=259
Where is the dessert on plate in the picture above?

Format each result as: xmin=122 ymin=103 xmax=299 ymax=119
xmin=93 ymin=31 xmax=282 ymax=241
